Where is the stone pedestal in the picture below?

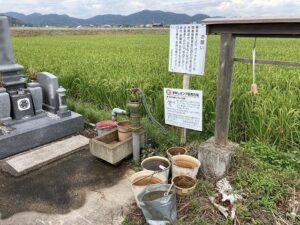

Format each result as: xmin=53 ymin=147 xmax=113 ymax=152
xmin=0 ymin=112 xmax=84 ymax=159
xmin=198 ymin=137 xmax=239 ymax=179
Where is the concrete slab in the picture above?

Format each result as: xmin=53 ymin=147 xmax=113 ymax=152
xmin=0 ymin=149 xmax=135 ymax=225
xmin=2 ymin=135 xmax=89 ymax=176
xmin=0 ymin=174 xmax=134 ymax=225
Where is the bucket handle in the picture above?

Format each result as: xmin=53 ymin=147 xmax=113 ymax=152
xmin=130 ymin=171 xmax=158 ymax=187
xmin=144 ymin=171 xmax=159 ymax=192
xmin=164 ymin=183 xmax=174 ymax=196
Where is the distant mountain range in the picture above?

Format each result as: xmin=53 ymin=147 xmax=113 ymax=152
xmin=0 ymin=14 xmax=27 ymax=26
xmin=3 ymin=10 xmax=213 ymax=27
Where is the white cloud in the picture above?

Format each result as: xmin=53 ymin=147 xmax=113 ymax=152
xmin=0 ymin=0 xmax=299 ymax=18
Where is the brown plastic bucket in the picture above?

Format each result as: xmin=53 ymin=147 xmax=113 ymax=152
xmin=166 ymin=147 xmax=187 ymax=160
xmin=117 ymin=121 xmax=132 ymax=141
xmin=172 ymin=175 xmax=197 ymax=195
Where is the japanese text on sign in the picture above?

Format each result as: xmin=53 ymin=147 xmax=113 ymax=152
xmin=169 ymin=24 xmax=207 ymax=75
xmin=164 ymin=88 xmax=203 ymax=131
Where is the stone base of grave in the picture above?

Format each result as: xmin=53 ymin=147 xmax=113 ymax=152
xmin=0 ymin=111 xmax=84 ymax=159
xmin=198 ymin=137 xmax=239 ymax=179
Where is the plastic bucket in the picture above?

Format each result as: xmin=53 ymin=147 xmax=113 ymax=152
xmin=172 ymin=175 xmax=197 ymax=196
xmin=137 ymin=183 xmax=177 ymax=225
xmin=96 ymin=120 xmax=117 ymax=136
xmin=141 ymin=156 xmax=170 ymax=182
xmin=129 ymin=171 xmax=166 ymax=208
xmin=117 ymin=121 xmax=132 ymax=141
xmin=166 ymin=146 xmax=187 ymax=160
xmin=172 ymin=155 xmax=201 ymax=179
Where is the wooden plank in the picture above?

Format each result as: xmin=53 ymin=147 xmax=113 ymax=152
xmin=215 ymin=34 xmax=236 ymax=146
xmin=234 ymin=57 xmax=300 ymax=67
xmin=206 ymin=23 xmax=300 ymax=36
xmin=180 ymin=74 xmax=190 ymax=145
xmin=202 ymin=17 xmax=300 ymax=25
xmin=235 ymin=34 xmax=300 ymax=38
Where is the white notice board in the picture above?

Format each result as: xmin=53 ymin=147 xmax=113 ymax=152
xmin=164 ymin=88 xmax=203 ymax=131
xmin=169 ymin=24 xmax=207 ymax=75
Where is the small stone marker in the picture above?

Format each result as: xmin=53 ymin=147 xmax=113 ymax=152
xmin=1 ymin=135 xmax=89 ymax=176
xmin=37 ymin=72 xmax=60 ymax=113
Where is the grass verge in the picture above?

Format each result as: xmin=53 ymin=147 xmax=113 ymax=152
xmin=123 ymin=141 xmax=299 ymax=225
xmin=67 ymin=98 xmax=299 ymax=224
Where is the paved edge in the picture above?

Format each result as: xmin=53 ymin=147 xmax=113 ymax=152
xmin=1 ymin=135 xmax=89 ymax=177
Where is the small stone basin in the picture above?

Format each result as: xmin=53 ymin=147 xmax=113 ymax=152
xmin=90 ymin=129 xmax=147 ymax=165
xmin=90 ymin=128 xmax=146 ymax=165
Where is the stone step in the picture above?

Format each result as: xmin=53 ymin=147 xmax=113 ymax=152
xmin=1 ymin=135 xmax=89 ymax=176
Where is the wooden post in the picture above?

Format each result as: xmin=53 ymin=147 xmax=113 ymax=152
xmin=180 ymin=74 xmax=190 ymax=145
xmin=215 ymin=34 xmax=236 ymax=146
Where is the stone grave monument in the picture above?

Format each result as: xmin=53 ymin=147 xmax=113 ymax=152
xmin=0 ymin=16 xmax=84 ymax=159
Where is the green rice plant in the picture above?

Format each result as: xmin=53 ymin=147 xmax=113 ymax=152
xmin=12 ymin=34 xmax=300 ymax=151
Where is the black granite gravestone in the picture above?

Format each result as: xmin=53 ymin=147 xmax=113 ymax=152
xmin=0 ymin=16 xmax=84 ymax=159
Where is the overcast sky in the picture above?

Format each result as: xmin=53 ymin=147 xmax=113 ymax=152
xmin=1 ymin=0 xmax=300 ymax=19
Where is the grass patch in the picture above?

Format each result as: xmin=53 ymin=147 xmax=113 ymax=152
xmin=123 ymin=142 xmax=299 ymax=225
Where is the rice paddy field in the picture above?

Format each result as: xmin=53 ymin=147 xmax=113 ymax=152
xmin=13 ymin=33 xmax=299 ymax=151
xmin=12 ymin=32 xmax=300 ymax=224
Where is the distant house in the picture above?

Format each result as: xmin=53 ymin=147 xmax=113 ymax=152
xmin=152 ymin=23 xmax=163 ymax=27
xmin=145 ymin=24 xmax=152 ymax=28
xmin=103 ymin=24 xmax=111 ymax=28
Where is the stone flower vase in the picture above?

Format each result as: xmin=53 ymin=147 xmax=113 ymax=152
xmin=0 ymin=87 xmax=12 ymax=122
xmin=27 ymin=81 xmax=44 ymax=115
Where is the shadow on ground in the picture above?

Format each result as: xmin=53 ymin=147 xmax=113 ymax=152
xmin=0 ymin=149 xmax=128 ymax=219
